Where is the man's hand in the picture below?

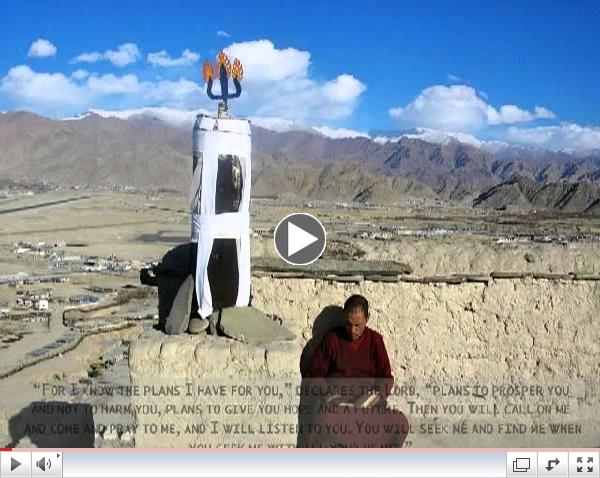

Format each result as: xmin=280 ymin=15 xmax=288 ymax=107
xmin=353 ymin=391 xmax=381 ymax=408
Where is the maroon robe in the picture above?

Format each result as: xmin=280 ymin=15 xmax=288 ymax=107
xmin=301 ymin=327 xmax=408 ymax=447
xmin=304 ymin=326 xmax=393 ymax=398
xmin=304 ymin=326 xmax=392 ymax=379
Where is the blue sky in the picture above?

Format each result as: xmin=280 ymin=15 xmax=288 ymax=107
xmin=1 ymin=0 xmax=599 ymax=149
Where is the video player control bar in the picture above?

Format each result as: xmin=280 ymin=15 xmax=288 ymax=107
xmin=0 ymin=450 xmax=598 ymax=477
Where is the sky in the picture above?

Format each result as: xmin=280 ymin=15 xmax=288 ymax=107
xmin=1 ymin=0 xmax=599 ymax=149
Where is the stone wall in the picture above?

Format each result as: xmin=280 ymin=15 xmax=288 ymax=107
xmin=130 ymin=277 xmax=600 ymax=447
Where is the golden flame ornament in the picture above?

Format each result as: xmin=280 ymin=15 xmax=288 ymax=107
xmin=202 ymin=60 xmax=215 ymax=82
xmin=216 ymin=51 xmax=232 ymax=76
xmin=231 ymin=58 xmax=243 ymax=81
xmin=203 ymin=50 xmax=244 ymax=112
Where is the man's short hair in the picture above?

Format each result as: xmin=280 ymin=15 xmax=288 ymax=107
xmin=344 ymin=294 xmax=369 ymax=317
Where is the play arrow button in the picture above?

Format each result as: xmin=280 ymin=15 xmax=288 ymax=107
xmin=274 ymin=213 xmax=326 ymax=265
xmin=1 ymin=452 xmax=31 ymax=476
xmin=288 ymin=221 xmax=318 ymax=256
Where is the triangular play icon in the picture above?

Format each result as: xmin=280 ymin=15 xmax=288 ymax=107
xmin=11 ymin=457 xmax=21 ymax=471
xmin=288 ymin=221 xmax=318 ymax=256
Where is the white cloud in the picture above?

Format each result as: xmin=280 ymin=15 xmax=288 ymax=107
xmin=390 ymin=85 xmax=555 ymax=131
xmin=72 ymin=52 xmax=103 ymax=64
xmin=28 ymin=39 xmax=57 ymax=58
xmin=372 ymin=136 xmax=390 ymax=145
xmin=491 ymin=105 xmax=531 ymax=124
xmin=71 ymin=69 xmax=90 ymax=80
xmin=87 ymin=107 xmax=211 ymax=128
xmin=250 ymin=73 xmax=365 ymax=121
xmin=144 ymin=78 xmax=204 ymax=107
xmin=534 ymin=106 xmax=555 ymax=119
xmin=105 ymin=43 xmax=141 ymax=67
xmin=86 ymin=74 xmax=141 ymax=95
xmin=390 ymin=85 xmax=488 ymax=131
xmin=402 ymin=128 xmax=483 ymax=148
xmin=321 ymin=74 xmax=366 ymax=103
xmin=69 ymin=110 xmax=367 ymax=138
xmin=506 ymin=123 xmax=600 ymax=151
xmin=71 ymin=43 xmax=141 ymax=67
xmin=3 ymin=39 xmax=365 ymax=122
xmin=312 ymin=126 xmax=369 ymax=139
xmin=447 ymin=73 xmax=462 ymax=83
xmin=225 ymin=39 xmax=310 ymax=83
xmin=147 ymin=49 xmax=200 ymax=67
xmin=372 ymin=128 xmax=483 ymax=148
xmin=248 ymin=116 xmax=310 ymax=132
xmin=217 ymin=30 xmax=231 ymax=38
xmin=0 ymin=65 xmax=85 ymax=110
xmin=488 ymin=104 xmax=556 ymax=125
xmin=222 ymin=40 xmax=365 ymax=121
xmin=0 ymin=65 xmax=208 ymax=116
xmin=63 ymin=110 xmax=360 ymax=137
xmin=50 ymin=103 xmax=600 ymax=152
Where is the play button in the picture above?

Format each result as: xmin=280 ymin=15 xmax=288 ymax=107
xmin=1 ymin=452 xmax=31 ymax=477
xmin=288 ymin=222 xmax=318 ymax=256
xmin=274 ymin=213 xmax=326 ymax=265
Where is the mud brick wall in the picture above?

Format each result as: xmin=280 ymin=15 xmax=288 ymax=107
xmin=129 ymin=277 xmax=600 ymax=447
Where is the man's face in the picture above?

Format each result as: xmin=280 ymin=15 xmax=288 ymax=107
xmin=345 ymin=307 xmax=368 ymax=341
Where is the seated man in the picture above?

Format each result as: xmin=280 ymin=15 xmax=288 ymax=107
xmin=304 ymin=294 xmax=393 ymax=404
xmin=302 ymin=294 xmax=408 ymax=447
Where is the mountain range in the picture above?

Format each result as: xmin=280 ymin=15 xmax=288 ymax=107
xmin=473 ymin=175 xmax=600 ymax=215
xmin=1 ymin=109 xmax=600 ymax=213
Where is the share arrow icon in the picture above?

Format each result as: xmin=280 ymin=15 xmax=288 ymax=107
xmin=546 ymin=458 xmax=560 ymax=471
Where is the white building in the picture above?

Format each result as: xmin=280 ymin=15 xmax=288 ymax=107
xmin=34 ymin=299 xmax=49 ymax=311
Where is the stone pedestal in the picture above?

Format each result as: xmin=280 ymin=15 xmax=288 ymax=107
xmin=129 ymin=330 xmax=303 ymax=447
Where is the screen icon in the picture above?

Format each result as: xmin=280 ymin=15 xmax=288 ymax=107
xmin=507 ymin=452 xmax=537 ymax=477
xmin=514 ymin=457 xmax=531 ymax=472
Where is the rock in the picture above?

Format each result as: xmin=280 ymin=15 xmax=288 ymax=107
xmin=572 ymin=273 xmax=600 ymax=281
xmin=153 ymin=244 xmax=194 ymax=331
xmin=207 ymin=310 xmax=219 ymax=335
xmin=532 ymin=273 xmax=572 ymax=280
xmin=454 ymin=274 xmax=490 ymax=284
xmin=490 ymin=271 xmax=532 ymax=279
xmin=188 ymin=317 xmax=209 ymax=334
xmin=218 ymin=306 xmax=296 ymax=345
xmin=365 ymin=274 xmax=400 ymax=282
xmin=421 ymin=275 xmax=465 ymax=284
xmin=524 ymin=253 xmax=536 ymax=263
xmin=164 ymin=275 xmax=193 ymax=335
xmin=252 ymin=257 xmax=413 ymax=275
xmin=323 ymin=274 xmax=363 ymax=283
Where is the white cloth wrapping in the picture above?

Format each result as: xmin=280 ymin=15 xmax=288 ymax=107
xmin=191 ymin=115 xmax=251 ymax=318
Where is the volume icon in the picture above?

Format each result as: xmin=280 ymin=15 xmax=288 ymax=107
xmin=36 ymin=457 xmax=51 ymax=471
